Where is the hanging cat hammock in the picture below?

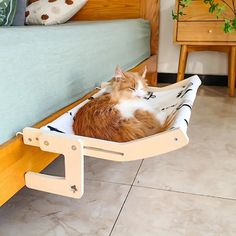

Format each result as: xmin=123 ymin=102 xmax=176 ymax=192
xmin=22 ymin=75 xmax=201 ymax=199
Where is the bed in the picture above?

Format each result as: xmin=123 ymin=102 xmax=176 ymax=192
xmin=0 ymin=0 xmax=159 ymax=206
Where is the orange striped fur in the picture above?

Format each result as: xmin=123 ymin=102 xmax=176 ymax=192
xmin=73 ymin=67 xmax=165 ymax=142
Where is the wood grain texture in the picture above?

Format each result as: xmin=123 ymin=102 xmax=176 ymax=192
xmin=140 ymin=0 xmax=159 ymax=55
xmin=178 ymin=0 xmax=235 ymax=21
xmin=177 ymin=22 xmax=236 ymax=44
xmin=229 ymin=46 xmax=236 ymax=96
xmin=130 ymin=55 xmax=157 ymax=85
xmin=174 ymin=0 xmax=236 ymax=45
xmin=186 ymin=45 xmax=230 ymax=53
xmin=71 ymin=0 xmax=140 ymax=20
xmin=0 ymin=57 xmax=157 ymax=206
xmin=177 ymin=45 xmax=188 ymax=82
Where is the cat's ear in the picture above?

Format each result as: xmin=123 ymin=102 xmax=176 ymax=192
xmin=141 ymin=66 xmax=147 ymax=79
xmin=115 ymin=66 xmax=125 ymax=79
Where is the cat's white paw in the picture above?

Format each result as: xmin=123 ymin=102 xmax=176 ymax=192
xmin=156 ymin=111 xmax=168 ymax=126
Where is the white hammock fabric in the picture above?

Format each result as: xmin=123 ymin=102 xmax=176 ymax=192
xmin=41 ymin=75 xmax=201 ymax=137
xmin=22 ymin=75 xmax=201 ymax=199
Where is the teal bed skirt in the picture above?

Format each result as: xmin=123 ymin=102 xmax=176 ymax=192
xmin=0 ymin=19 xmax=151 ymax=144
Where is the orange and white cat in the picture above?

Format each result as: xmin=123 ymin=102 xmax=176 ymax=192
xmin=73 ymin=66 xmax=167 ymax=142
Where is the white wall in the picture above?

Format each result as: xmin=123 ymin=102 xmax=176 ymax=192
xmin=158 ymin=0 xmax=228 ymax=75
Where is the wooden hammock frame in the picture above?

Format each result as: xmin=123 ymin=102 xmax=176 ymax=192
xmin=0 ymin=0 xmax=159 ymax=206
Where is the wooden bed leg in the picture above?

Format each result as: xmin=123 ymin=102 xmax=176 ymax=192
xmin=148 ymin=71 xmax=158 ymax=86
xmin=23 ymin=128 xmax=84 ymax=199
xmin=131 ymin=55 xmax=158 ymax=86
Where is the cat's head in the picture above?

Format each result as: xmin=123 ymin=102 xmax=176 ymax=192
xmin=110 ymin=66 xmax=148 ymax=99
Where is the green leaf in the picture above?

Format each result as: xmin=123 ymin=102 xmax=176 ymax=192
xmin=216 ymin=4 xmax=225 ymax=19
xmin=209 ymin=3 xmax=219 ymax=13
xmin=232 ymin=17 xmax=236 ymax=30
xmin=172 ymin=10 xmax=178 ymax=20
xmin=179 ymin=0 xmax=192 ymax=8
xmin=179 ymin=11 xmax=186 ymax=16
xmin=224 ymin=19 xmax=233 ymax=33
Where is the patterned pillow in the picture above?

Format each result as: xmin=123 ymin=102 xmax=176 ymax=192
xmin=26 ymin=0 xmax=87 ymax=25
xmin=0 ymin=0 xmax=17 ymax=26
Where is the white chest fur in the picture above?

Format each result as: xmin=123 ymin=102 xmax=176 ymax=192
xmin=115 ymin=99 xmax=168 ymax=126
xmin=115 ymin=99 xmax=154 ymax=119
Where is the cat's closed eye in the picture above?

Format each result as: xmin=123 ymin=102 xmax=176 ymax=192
xmin=129 ymin=87 xmax=136 ymax=91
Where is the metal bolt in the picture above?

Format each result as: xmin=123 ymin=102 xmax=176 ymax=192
xmin=44 ymin=141 xmax=49 ymax=146
xmin=36 ymin=137 xmax=39 ymax=141
xmin=28 ymin=138 xmax=32 ymax=142
xmin=174 ymin=138 xmax=178 ymax=141
xmin=71 ymin=185 xmax=78 ymax=193
xmin=71 ymin=145 xmax=77 ymax=151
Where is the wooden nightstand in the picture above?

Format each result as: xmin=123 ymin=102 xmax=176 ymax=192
xmin=174 ymin=0 xmax=236 ymax=96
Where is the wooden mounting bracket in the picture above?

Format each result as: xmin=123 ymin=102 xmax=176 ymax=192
xmin=22 ymin=128 xmax=84 ymax=199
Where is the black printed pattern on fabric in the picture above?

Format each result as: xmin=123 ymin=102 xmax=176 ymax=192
xmin=66 ymin=112 xmax=76 ymax=121
xmin=161 ymin=103 xmax=178 ymax=111
xmin=144 ymin=92 xmax=156 ymax=100
xmin=176 ymin=82 xmax=194 ymax=98
xmin=169 ymin=81 xmax=196 ymax=130
xmin=180 ymin=89 xmax=193 ymax=98
xmin=177 ymin=103 xmax=192 ymax=111
xmin=177 ymin=91 xmax=183 ymax=98
xmin=184 ymin=119 xmax=189 ymax=126
xmin=47 ymin=126 xmax=64 ymax=133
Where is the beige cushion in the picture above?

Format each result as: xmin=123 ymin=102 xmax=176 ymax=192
xmin=26 ymin=0 xmax=87 ymax=25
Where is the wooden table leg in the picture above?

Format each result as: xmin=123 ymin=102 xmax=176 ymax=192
xmin=177 ymin=45 xmax=188 ymax=82
xmin=228 ymin=48 xmax=231 ymax=88
xmin=228 ymin=46 xmax=236 ymax=97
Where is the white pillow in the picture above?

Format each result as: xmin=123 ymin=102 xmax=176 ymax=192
xmin=26 ymin=0 xmax=88 ymax=25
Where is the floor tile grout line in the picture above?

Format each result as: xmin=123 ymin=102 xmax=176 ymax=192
xmin=133 ymin=184 xmax=236 ymax=202
xmin=108 ymin=159 xmax=144 ymax=236
xmin=85 ymin=178 xmax=132 ymax=187
xmin=108 ymin=184 xmax=132 ymax=236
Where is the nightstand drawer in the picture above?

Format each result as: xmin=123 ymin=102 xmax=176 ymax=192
xmin=176 ymin=22 xmax=236 ymax=43
xmin=178 ymin=0 xmax=234 ymax=21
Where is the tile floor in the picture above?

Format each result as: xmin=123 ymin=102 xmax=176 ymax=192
xmin=0 ymin=85 xmax=236 ymax=236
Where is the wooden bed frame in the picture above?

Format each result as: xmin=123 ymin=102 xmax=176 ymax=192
xmin=0 ymin=0 xmax=159 ymax=206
